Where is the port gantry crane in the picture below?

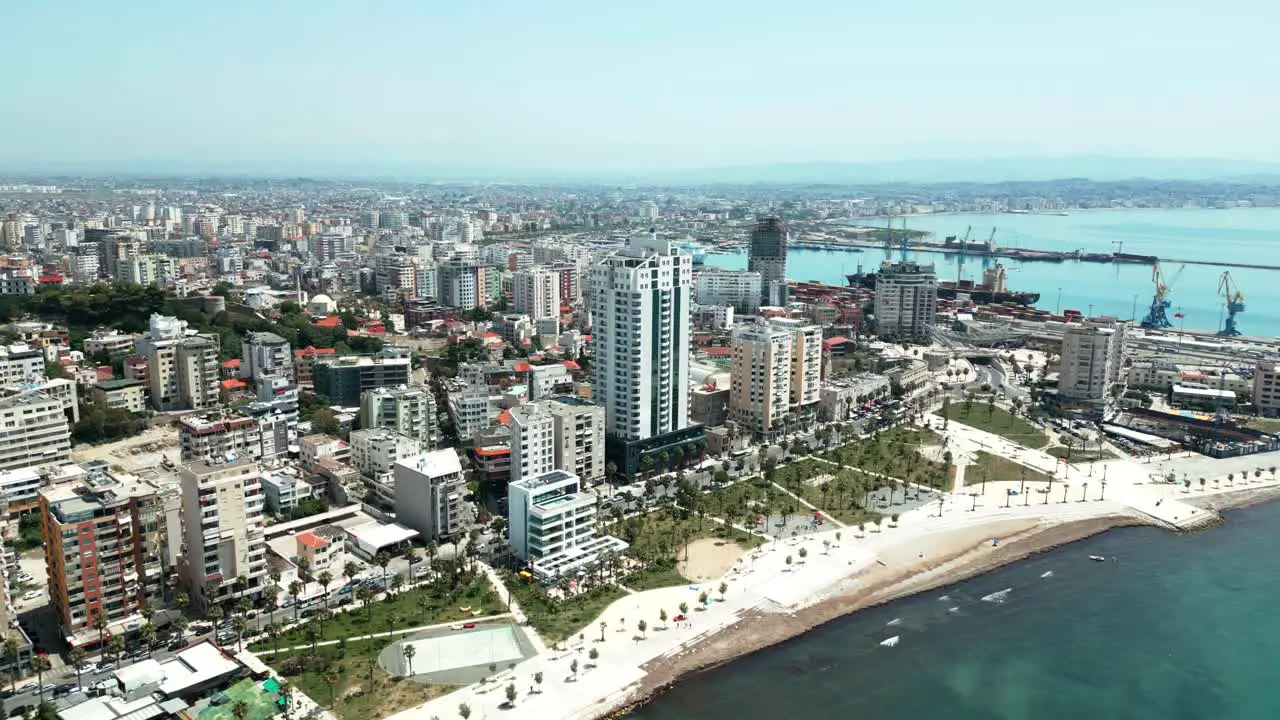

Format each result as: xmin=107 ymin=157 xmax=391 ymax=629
xmin=1139 ymin=261 xmax=1185 ymax=329
xmin=1217 ymin=271 xmax=1245 ymax=336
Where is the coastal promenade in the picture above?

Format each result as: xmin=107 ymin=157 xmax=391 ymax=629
xmin=392 ymin=417 xmax=1280 ymax=720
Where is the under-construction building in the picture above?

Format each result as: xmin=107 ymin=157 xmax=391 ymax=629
xmin=748 ymin=216 xmax=788 ymax=307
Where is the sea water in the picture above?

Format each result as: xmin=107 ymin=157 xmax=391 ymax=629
xmin=702 ymin=207 xmax=1280 ymax=336
xmin=631 ymin=500 xmax=1280 ymax=719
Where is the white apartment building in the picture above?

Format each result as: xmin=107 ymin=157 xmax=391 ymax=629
xmin=298 ymin=434 xmax=350 ymax=471
xmin=240 ymin=332 xmax=293 ymax=386
xmin=0 ymin=390 xmax=71 ymax=472
xmin=178 ymin=413 xmax=264 ymax=464
xmin=179 ymin=459 xmax=267 ymax=612
xmin=0 ymin=467 xmax=41 ymax=513
xmin=774 ymin=319 xmax=822 ymax=409
xmin=0 ymin=344 xmax=45 ymax=386
xmin=1059 ymin=318 xmax=1127 ymax=407
xmin=694 ymin=269 xmax=762 ymax=314
xmin=589 ymin=232 xmax=693 ymax=443
xmin=136 ymin=314 xmax=220 ymax=411
xmin=874 ymin=260 xmax=938 ymax=341
xmin=116 ymin=254 xmax=178 ymax=287
xmin=394 ymin=449 xmax=466 ymax=541
xmin=260 ymin=468 xmax=314 ymax=515
xmin=83 ymin=329 xmax=139 ymax=356
xmin=507 ymin=469 xmax=627 ymax=582
xmin=513 ymin=268 xmax=561 ymax=320
xmin=350 ymin=426 xmax=419 ymax=487
xmin=509 ymin=403 xmax=555 ymax=484
xmin=359 ymin=386 xmax=436 ymax=450
xmin=547 ymin=397 xmax=606 ymax=483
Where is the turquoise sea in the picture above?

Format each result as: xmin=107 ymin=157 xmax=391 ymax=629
xmin=702 ymin=208 xmax=1280 ymax=336
xmin=631 ymin=501 xmax=1280 ymax=720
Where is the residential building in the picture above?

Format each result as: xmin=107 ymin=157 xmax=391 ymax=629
xmin=359 ymin=386 xmax=436 ymax=450
xmin=292 ymin=346 xmax=336 ymax=386
xmin=240 ymin=332 xmax=293 ymax=387
xmin=695 ymin=269 xmax=762 ymax=314
xmin=509 ymin=403 xmax=554 ymax=484
xmin=446 ymin=385 xmax=492 ymax=441
xmin=83 ymin=329 xmax=140 ymax=356
xmin=299 ymin=434 xmax=350 ymax=471
xmin=91 ymin=379 xmax=147 ymax=414
xmin=350 ymin=426 xmax=418 ymax=480
xmin=1254 ymin=358 xmax=1280 ymax=417
xmin=590 ymin=232 xmax=701 ymax=475
xmin=40 ymin=473 xmax=180 ymax=643
xmin=0 ymin=344 xmax=45 ymax=386
xmin=136 ymin=314 xmax=220 ymax=411
xmin=178 ymin=459 xmax=267 ymax=612
xmin=874 ymin=260 xmax=938 ymax=341
xmin=819 ymin=375 xmax=891 ymax=421
xmin=394 ymin=449 xmax=466 ymax=541
xmin=729 ymin=322 xmax=793 ymax=440
xmin=1059 ymin=318 xmax=1128 ymax=407
xmin=0 ymin=390 xmax=72 ymax=472
xmin=313 ymin=355 xmax=411 ymax=406
xmin=506 ymin=469 xmax=627 ymax=582
xmin=513 ymin=267 xmax=560 ymax=320
xmin=295 ymin=531 xmax=342 ymax=577
xmin=260 ymin=468 xmax=314 ymax=515
xmin=748 ymin=217 xmax=788 ymax=307
xmin=116 ymin=254 xmax=178 ymax=287
xmin=178 ymin=413 xmax=263 ymax=464
xmin=0 ymin=468 xmax=41 ymax=515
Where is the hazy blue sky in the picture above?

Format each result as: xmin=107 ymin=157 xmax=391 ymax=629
xmin=3 ymin=0 xmax=1278 ymax=174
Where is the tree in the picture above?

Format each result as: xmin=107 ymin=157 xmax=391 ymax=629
xmin=798 ymin=547 xmax=808 ymax=561
xmin=391 ymin=573 xmax=405 ymax=596
xmin=318 ymin=571 xmax=333 ymax=608
xmin=589 ymin=647 xmax=599 ymax=667
xmin=3 ymin=637 xmax=19 ymax=692
xmin=232 ymin=616 xmax=248 ymax=651
xmin=403 ymin=643 xmax=417 ymax=677
xmin=533 ymin=671 xmax=543 ymax=693
xmin=599 ymin=620 xmax=608 ymax=642
xmin=1199 ymin=477 xmax=1206 ymax=491
xmin=140 ymin=623 xmax=157 ymax=656
xmin=107 ymin=635 xmax=125 ymax=665
xmin=68 ymin=647 xmax=86 ymax=689
xmin=376 ymin=551 xmax=392 ymax=587
xmin=637 ymin=619 xmax=647 ymax=639
xmin=343 ymin=561 xmax=359 ymax=586
xmin=569 ymin=658 xmax=579 ymax=679
xmin=92 ymin=612 xmax=109 ymax=651
xmin=321 ymin=668 xmax=340 ymax=708
xmin=289 ymin=580 xmax=304 ymax=622
xmin=679 ymin=601 xmax=689 ymax=616
xmin=785 ymin=555 xmax=793 ymax=569
xmin=31 ymin=655 xmax=51 ymax=700
xmin=505 ymin=683 xmax=518 ymax=706
xmin=231 ymin=702 xmax=249 ymax=720
xmin=459 ymin=702 xmax=472 ymax=720
xmin=659 ymin=609 xmax=668 ymax=629
xmin=718 ymin=581 xmax=728 ymax=601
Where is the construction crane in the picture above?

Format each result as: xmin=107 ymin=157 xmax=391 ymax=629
xmin=1139 ymin=261 xmax=1185 ymax=329
xmin=1217 ymin=271 xmax=1245 ymax=336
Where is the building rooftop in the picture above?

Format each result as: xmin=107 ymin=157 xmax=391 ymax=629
xmin=397 ymin=448 xmax=462 ymax=479
xmin=513 ymin=468 xmax=576 ymax=491
xmin=345 ymin=521 xmax=419 ymax=550
xmin=96 ymin=378 xmax=144 ymax=391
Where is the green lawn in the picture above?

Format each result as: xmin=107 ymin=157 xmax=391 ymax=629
xmin=697 ymin=478 xmax=801 ymax=522
xmin=274 ymin=637 xmax=457 ymax=720
xmin=619 ymin=565 xmax=690 ymax=592
xmin=251 ymin=575 xmax=504 ymax=651
xmin=958 ymin=451 xmax=1056 ymax=487
xmin=500 ymin=573 xmax=627 ymax=645
xmin=1246 ymin=418 xmax=1280 ymax=433
xmin=1045 ymin=445 xmax=1116 ymax=463
xmin=815 ymin=427 xmax=949 ymax=487
xmin=936 ymin=402 xmax=1050 ymax=449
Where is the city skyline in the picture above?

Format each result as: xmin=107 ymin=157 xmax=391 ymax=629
xmin=4 ymin=1 xmax=1279 ymax=178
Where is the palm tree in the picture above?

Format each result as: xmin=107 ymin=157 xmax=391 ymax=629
xmin=296 ymin=557 xmax=311 ymax=583
xmin=31 ymin=655 xmax=51 ymax=700
xmin=356 ymin=585 xmax=375 ymax=621
xmin=386 ymin=612 xmax=402 ymax=639
xmin=107 ymin=635 xmax=125 ymax=666
xmin=92 ymin=612 xmax=109 ymax=651
xmin=318 ymin=571 xmax=333 ymax=608
xmin=265 ymin=624 xmax=281 ymax=657
xmin=599 ymin=620 xmax=607 ymax=642
xmin=305 ymin=626 xmax=320 ymax=654
xmin=1199 ymin=477 xmax=1206 ymax=491
xmin=637 ymin=619 xmax=647 ymax=639
xmin=402 ymin=644 xmax=417 ymax=676
xmin=569 ymin=658 xmax=579 ymax=679
xmin=505 ymin=683 xmax=518 ymax=707
xmin=209 ymin=604 xmax=225 ymax=627
xmin=288 ymin=580 xmax=304 ymax=622
xmin=174 ymin=590 xmax=190 ymax=611
xmin=321 ymin=668 xmax=340 ymax=708
xmin=3 ymin=637 xmax=19 ymax=692
xmin=391 ymin=574 xmax=405 ymax=596
xmin=232 ymin=617 xmax=248 ymax=652
xmin=140 ymin=623 xmax=157 ymax=657
xmin=69 ymin=647 xmax=86 ymax=690
xmin=343 ymin=561 xmax=358 ymax=587
xmin=231 ymin=701 xmax=250 ymax=720
xmin=376 ymin=551 xmax=392 ymax=588
xmin=659 ymin=609 xmax=667 ymax=629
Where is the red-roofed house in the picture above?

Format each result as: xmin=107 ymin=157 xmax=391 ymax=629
xmin=294 ymin=346 xmax=337 ymax=385
xmin=314 ymin=315 xmax=342 ymax=329
xmin=513 ymin=362 xmax=533 ymax=374
xmin=220 ymin=358 xmax=241 ymax=379
xmin=94 ymin=366 xmax=115 ymax=382
xmin=561 ymin=360 xmax=580 ymax=371
xmin=702 ymin=347 xmax=734 ymax=358
xmin=822 ymin=336 xmax=856 ymax=359
xmin=296 ymin=531 xmax=341 ymax=574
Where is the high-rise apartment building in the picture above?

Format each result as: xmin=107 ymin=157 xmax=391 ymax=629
xmin=0 ymin=343 xmax=46 ymax=386
xmin=240 ymin=332 xmax=293 ymax=387
xmin=359 ymin=386 xmax=436 ymax=450
xmin=178 ymin=413 xmax=264 ymax=464
xmin=729 ymin=319 xmax=823 ymax=439
xmin=873 ymin=260 xmax=938 ymax=341
xmin=0 ymin=390 xmax=72 ymax=472
xmin=350 ymin=427 xmax=419 ymax=485
xmin=179 ymin=459 xmax=267 ymax=612
xmin=513 ymin=268 xmax=560 ymax=320
xmin=506 ymin=469 xmax=627 ymax=581
xmin=1059 ymin=318 xmax=1127 ymax=407
xmin=137 ymin=314 xmax=220 ymax=411
xmin=40 ymin=473 xmax=180 ymax=644
xmin=116 ymin=254 xmax=178 ymax=287
xmin=313 ymin=355 xmax=411 ymax=406
xmin=547 ymin=397 xmax=606 ymax=483
xmin=394 ymin=449 xmax=466 ymax=541
xmin=748 ymin=217 xmax=788 ymax=307
xmin=590 ymin=232 xmax=701 ymax=475
xmin=509 ymin=403 xmax=555 ymax=484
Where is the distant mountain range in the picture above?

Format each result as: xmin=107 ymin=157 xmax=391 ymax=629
xmin=9 ymin=156 xmax=1280 ymax=186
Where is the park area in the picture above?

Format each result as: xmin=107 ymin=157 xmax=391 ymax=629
xmin=957 ymin=451 xmax=1055 ymax=487
xmin=500 ymin=571 xmax=628 ymax=644
xmin=276 ymin=637 xmax=457 ymax=720
xmin=936 ymin=401 xmax=1050 ymax=449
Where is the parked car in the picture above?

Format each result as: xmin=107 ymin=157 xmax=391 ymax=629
xmin=20 ymin=591 xmax=41 ymax=601
xmin=96 ymin=662 xmax=115 ymax=672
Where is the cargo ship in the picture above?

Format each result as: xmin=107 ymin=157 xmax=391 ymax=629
xmin=847 ymin=262 xmax=1041 ymax=306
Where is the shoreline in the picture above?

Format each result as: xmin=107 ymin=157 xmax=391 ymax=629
xmin=615 ymin=514 xmax=1139 ymax=717
xmin=611 ymin=482 xmax=1280 ymax=718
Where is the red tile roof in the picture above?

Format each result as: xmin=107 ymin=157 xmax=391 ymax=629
xmin=497 ymin=409 xmax=511 ymax=425
xmin=295 ymin=346 xmax=337 ymax=357
xmin=513 ymin=362 xmax=532 ymax=373
xmin=314 ymin=316 xmax=342 ymax=328
xmin=561 ymin=360 xmax=580 ymax=370
xmin=702 ymin=347 xmax=733 ymax=357
xmin=221 ymin=379 xmax=248 ymax=390
xmin=296 ymin=532 xmax=330 ymax=549
xmin=473 ymin=445 xmax=510 ymax=458
xmin=221 ymin=359 xmax=241 ymax=368
xmin=822 ymin=336 xmax=853 ymax=348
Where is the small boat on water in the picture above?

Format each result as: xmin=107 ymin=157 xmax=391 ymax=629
xmin=880 ymin=636 xmax=900 ymax=647
xmin=1089 ymin=555 xmax=1106 ymax=562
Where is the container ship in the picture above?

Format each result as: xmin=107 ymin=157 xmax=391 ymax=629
xmin=846 ymin=262 xmax=1041 ymax=306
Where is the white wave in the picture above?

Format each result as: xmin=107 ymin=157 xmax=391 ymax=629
xmin=948 ymin=607 xmax=961 ymax=613
xmin=886 ymin=618 xmax=902 ymax=627
xmin=1041 ymin=571 xmax=1054 ymax=578
xmin=938 ymin=595 xmax=951 ymax=601
xmin=880 ymin=635 xmax=900 ymax=647
xmin=981 ymin=588 xmax=1013 ymax=603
